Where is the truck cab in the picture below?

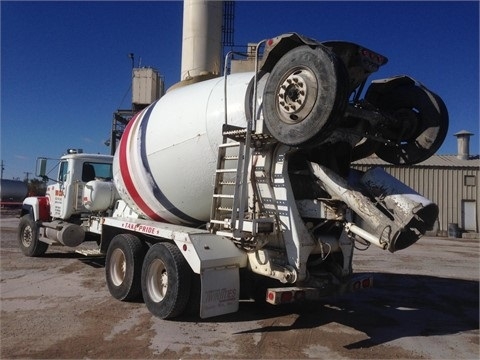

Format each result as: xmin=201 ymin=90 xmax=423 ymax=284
xmin=43 ymin=149 xmax=114 ymax=220
xmin=18 ymin=150 xmax=114 ymax=256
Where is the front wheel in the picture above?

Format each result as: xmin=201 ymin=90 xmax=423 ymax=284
xmin=141 ymin=242 xmax=191 ymax=319
xmin=105 ymin=234 xmax=147 ymax=301
xmin=17 ymin=215 xmax=48 ymax=257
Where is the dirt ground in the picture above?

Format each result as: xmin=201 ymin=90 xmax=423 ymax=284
xmin=1 ymin=211 xmax=479 ymax=359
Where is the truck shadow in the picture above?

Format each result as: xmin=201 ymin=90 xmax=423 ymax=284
xmin=225 ymin=272 xmax=479 ymax=348
xmin=38 ymin=249 xmax=480 ymax=348
xmin=42 ymin=251 xmax=106 ymax=268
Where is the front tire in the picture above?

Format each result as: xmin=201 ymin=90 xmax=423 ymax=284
xmin=105 ymin=234 xmax=147 ymax=301
xmin=263 ymin=45 xmax=349 ymax=146
xmin=141 ymin=242 xmax=191 ymax=319
xmin=18 ymin=215 xmax=48 ymax=257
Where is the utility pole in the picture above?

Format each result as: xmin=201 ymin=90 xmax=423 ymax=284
xmin=24 ymin=172 xmax=31 ymax=182
xmin=1 ymin=160 xmax=4 ymax=179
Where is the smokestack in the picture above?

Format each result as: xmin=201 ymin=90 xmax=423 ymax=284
xmin=181 ymin=0 xmax=223 ymax=81
xmin=454 ymin=130 xmax=474 ymax=160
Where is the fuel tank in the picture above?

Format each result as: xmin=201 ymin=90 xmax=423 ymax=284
xmin=112 ymin=72 xmax=255 ymax=225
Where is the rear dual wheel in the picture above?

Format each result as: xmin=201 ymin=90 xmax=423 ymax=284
xmin=105 ymin=234 xmax=147 ymax=301
xmin=141 ymin=242 xmax=191 ymax=319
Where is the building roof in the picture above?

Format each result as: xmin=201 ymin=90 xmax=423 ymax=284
xmin=352 ymin=154 xmax=480 ymax=168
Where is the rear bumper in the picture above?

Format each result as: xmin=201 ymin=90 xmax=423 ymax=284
xmin=266 ymin=274 xmax=373 ymax=305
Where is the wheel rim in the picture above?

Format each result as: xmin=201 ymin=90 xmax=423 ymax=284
xmin=146 ymin=258 xmax=168 ymax=303
xmin=275 ymin=67 xmax=318 ymax=124
xmin=110 ymin=248 xmax=126 ymax=286
xmin=22 ymin=225 xmax=33 ymax=248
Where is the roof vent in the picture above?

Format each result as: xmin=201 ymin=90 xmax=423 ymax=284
xmin=454 ymin=130 xmax=474 ymax=160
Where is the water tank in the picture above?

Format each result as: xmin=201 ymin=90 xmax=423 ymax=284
xmin=0 ymin=179 xmax=28 ymax=203
xmin=83 ymin=180 xmax=120 ymax=212
xmin=113 ymin=72 xmax=254 ymax=225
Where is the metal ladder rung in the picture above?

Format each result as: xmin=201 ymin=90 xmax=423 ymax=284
xmin=223 ymin=126 xmax=247 ymax=134
xmin=217 ymin=206 xmax=233 ymax=212
xmin=218 ymin=142 xmax=240 ymax=148
xmin=219 ymin=181 xmax=235 ymax=186
xmin=209 ymin=219 xmax=228 ymax=225
xmin=213 ymin=194 xmax=235 ymax=199
xmin=216 ymin=169 xmax=237 ymax=173
xmin=223 ymin=155 xmax=239 ymax=160
xmin=216 ymin=231 xmax=234 ymax=238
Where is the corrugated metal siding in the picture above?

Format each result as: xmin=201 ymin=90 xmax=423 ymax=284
xmin=353 ymin=154 xmax=480 ymax=168
xmin=351 ymin=163 xmax=479 ymax=235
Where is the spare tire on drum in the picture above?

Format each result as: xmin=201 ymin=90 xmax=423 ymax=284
xmin=365 ymin=78 xmax=449 ymax=165
xmin=263 ymin=45 xmax=349 ymax=146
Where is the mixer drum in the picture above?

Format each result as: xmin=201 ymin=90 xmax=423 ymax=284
xmin=113 ymin=72 xmax=255 ymax=225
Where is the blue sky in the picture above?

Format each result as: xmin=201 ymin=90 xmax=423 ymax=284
xmin=1 ymin=1 xmax=478 ymax=180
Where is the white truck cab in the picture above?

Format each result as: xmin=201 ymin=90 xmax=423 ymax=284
xmin=42 ymin=149 xmax=114 ymax=220
xmin=18 ymin=150 xmax=115 ymax=256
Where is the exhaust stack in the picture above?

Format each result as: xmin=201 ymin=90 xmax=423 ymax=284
xmin=309 ymin=163 xmax=438 ymax=252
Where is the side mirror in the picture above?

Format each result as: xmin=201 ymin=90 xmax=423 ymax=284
xmin=36 ymin=158 xmax=48 ymax=179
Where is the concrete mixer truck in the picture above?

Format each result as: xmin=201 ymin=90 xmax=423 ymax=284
xmin=18 ymin=33 xmax=448 ymax=319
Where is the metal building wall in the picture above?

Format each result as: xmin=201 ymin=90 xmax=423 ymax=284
xmin=351 ymin=164 xmax=479 ymax=236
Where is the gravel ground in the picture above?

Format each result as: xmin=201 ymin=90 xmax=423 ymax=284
xmin=1 ymin=212 xmax=479 ymax=359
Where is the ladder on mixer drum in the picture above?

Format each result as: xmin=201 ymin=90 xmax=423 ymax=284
xmin=210 ymin=125 xmax=249 ymax=238
xmin=210 ymin=39 xmax=273 ymax=239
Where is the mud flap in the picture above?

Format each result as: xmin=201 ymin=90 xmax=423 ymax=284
xmin=200 ymin=266 xmax=240 ymax=318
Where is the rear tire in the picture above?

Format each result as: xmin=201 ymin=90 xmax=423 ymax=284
xmin=141 ymin=242 xmax=191 ymax=319
xmin=263 ymin=45 xmax=348 ymax=146
xmin=105 ymin=234 xmax=147 ymax=301
xmin=18 ymin=215 xmax=48 ymax=257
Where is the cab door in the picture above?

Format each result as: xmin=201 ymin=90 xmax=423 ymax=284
xmin=46 ymin=160 xmax=72 ymax=219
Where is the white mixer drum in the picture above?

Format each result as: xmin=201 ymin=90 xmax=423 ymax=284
xmin=113 ymin=72 xmax=255 ymax=225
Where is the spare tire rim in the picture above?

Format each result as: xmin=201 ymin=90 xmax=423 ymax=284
xmin=275 ymin=66 xmax=318 ymax=124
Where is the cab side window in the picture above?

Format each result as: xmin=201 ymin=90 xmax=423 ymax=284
xmin=59 ymin=161 xmax=69 ymax=182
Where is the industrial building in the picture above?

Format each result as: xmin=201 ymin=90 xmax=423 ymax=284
xmin=352 ymin=130 xmax=479 ymax=238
